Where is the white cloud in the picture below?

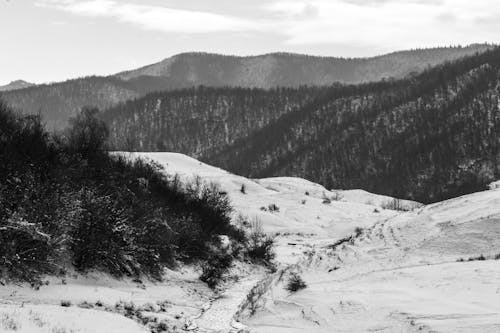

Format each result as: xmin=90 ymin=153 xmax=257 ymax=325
xmin=37 ymin=0 xmax=263 ymax=33
xmin=37 ymin=0 xmax=500 ymax=51
xmin=263 ymin=0 xmax=500 ymax=48
xmin=338 ymin=0 xmax=444 ymax=6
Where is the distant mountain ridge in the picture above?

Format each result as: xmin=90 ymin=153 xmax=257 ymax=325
xmin=0 ymin=44 xmax=493 ymax=130
xmin=115 ymin=45 xmax=493 ymax=87
xmin=0 ymin=80 xmax=35 ymax=92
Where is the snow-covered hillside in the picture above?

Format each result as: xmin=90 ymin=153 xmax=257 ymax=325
xmin=126 ymin=152 xmax=418 ymax=235
xmin=1 ymin=152 xmax=499 ymax=333
xmin=241 ymin=186 xmax=500 ymax=333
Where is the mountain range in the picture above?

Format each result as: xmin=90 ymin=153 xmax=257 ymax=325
xmin=1 ymin=44 xmax=499 ymax=202
xmin=0 ymin=44 xmax=492 ymax=130
xmin=116 ymin=46 xmax=492 ymax=87
xmin=102 ymin=47 xmax=500 ymax=203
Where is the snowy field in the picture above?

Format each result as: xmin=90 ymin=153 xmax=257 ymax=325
xmin=1 ymin=152 xmax=499 ymax=332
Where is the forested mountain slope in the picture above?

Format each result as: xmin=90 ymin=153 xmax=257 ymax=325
xmin=102 ymin=86 xmax=330 ymax=155
xmin=0 ymin=76 xmax=140 ymax=130
xmin=0 ymin=45 xmax=491 ymax=130
xmin=206 ymin=47 xmax=500 ymax=203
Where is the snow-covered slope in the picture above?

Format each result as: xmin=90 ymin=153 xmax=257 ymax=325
xmin=124 ymin=152 xmax=422 ymax=266
xmin=243 ymin=188 xmax=500 ymax=333
xmin=2 ymin=152 xmax=413 ymax=333
xmin=2 ymin=152 xmax=498 ymax=333
xmin=123 ymin=153 xmax=500 ymax=332
xmin=125 ymin=152 xmax=418 ymax=237
xmin=0 ymin=304 xmax=148 ymax=333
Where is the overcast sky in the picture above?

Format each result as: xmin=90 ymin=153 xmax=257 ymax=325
xmin=1 ymin=0 xmax=499 ymax=85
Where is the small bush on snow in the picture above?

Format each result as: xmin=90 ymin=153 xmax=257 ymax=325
xmin=60 ymin=300 xmax=71 ymax=307
xmin=468 ymin=254 xmax=486 ymax=261
xmin=245 ymin=220 xmax=275 ymax=268
xmin=286 ymin=272 xmax=307 ymax=292
xmin=268 ymin=204 xmax=280 ymax=212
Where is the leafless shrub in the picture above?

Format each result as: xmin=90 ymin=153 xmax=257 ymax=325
xmin=246 ymin=219 xmax=275 ymax=267
xmin=286 ymin=272 xmax=307 ymax=292
xmin=381 ymin=198 xmax=406 ymax=211
xmin=381 ymin=198 xmax=423 ymax=211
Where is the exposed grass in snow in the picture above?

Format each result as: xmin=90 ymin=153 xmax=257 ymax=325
xmin=0 ymin=312 xmax=20 ymax=331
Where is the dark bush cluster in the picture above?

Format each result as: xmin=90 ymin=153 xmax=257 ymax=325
xmin=286 ymin=272 xmax=307 ymax=292
xmin=457 ymin=254 xmax=487 ymax=262
xmin=0 ymin=102 xmax=240 ymax=282
xmin=267 ymin=204 xmax=280 ymax=212
xmin=199 ymin=251 xmax=233 ymax=289
xmin=196 ymin=218 xmax=276 ymax=289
